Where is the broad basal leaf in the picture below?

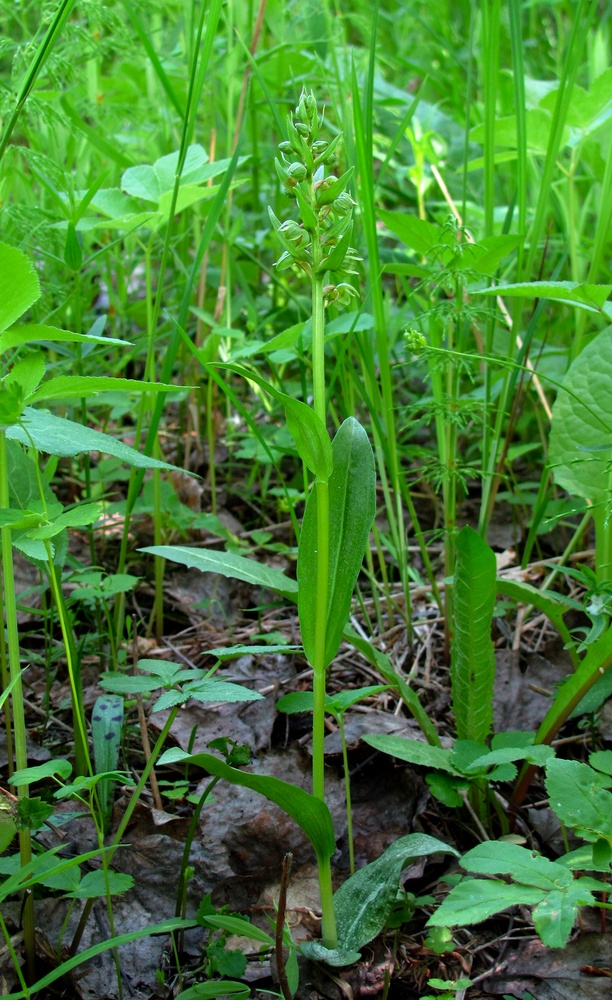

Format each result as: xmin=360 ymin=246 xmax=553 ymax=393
xmin=332 ymin=834 xmax=457 ymax=955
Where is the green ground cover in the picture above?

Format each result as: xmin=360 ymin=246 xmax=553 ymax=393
xmin=2 ymin=2 xmax=612 ymax=997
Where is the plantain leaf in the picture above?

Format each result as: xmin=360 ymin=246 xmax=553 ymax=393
xmin=451 ymin=526 xmax=496 ymax=743
xmin=332 ymin=834 xmax=457 ymax=954
xmin=298 ymin=417 xmax=375 ymax=669
xmin=91 ymin=695 xmax=124 ymax=822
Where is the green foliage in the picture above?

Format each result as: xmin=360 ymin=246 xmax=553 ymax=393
xmin=298 ymin=417 xmax=376 ymax=670
xmin=451 ymin=526 xmax=497 ymax=743
xmin=158 ymin=746 xmax=335 ymax=872
xmin=140 ymin=544 xmax=298 ymax=600
xmin=302 ymin=834 xmax=458 ymax=967
xmin=427 ymin=839 xmax=605 ymax=949
xmin=363 ymin=733 xmax=553 ymax=808
xmin=100 ymin=657 xmax=264 ymax=713
xmin=2 ymin=0 xmax=612 ymax=990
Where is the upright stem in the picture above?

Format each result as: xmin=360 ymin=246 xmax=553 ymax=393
xmin=0 ymin=429 xmax=35 ymax=980
xmin=310 ymin=237 xmax=330 ymax=802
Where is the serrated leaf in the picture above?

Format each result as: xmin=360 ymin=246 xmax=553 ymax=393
xmin=461 ymin=841 xmax=572 ymax=891
xmin=464 ymin=744 xmax=555 ymax=773
xmin=276 ymin=690 xmax=316 ymax=714
xmin=65 ymin=869 xmax=134 ymax=898
xmin=9 ymin=759 xmax=72 ymax=786
xmin=451 ymin=526 xmax=496 ymax=743
xmin=478 ymin=280 xmax=611 ymax=312
xmin=532 ymin=884 xmax=595 ymax=948
xmin=426 ymin=877 xmax=545 ymax=928
xmin=460 ymin=235 xmax=523 ymax=276
xmin=549 ymin=327 xmax=612 ymax=505
xmin=378 ymin=210 xmax=454 ymax=259
xmin=545 ymin=757 xmax=612 ymax=841
xmin=99 ymin=673 xmax=162 ymax=694
xmin=179 ymin=680 xmax=263 ymax=704
xmin=140 ymin=544 xmax=298 ymax=599
xmin=5 ymin=353 xmax=45 ymax=399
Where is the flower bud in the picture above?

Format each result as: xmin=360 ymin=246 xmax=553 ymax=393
xmin=311 ymin=140 xmax=327 ymax=155
xmin=286 ymin=162 xmax=307 ymax=181
xmin=279 ymin=219 xmax=307 ymax=245
xmin=404 ymin=329 xmax=428 ymax=353
xmin=294 ymin=122 xmax=309 ymax=137
xmin=332 ymin=192 xmax=353 ymax=215
xmin=278 ymin=141 xmax=294 ymax=154
xmin=304 ymin=92 xmax=317 ymax=118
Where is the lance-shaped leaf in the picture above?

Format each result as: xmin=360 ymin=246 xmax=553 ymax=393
xmin=28 ymin=375 xmax=182 ymax=404
xmin=158 ymin=747 xmax=335 ymax=869
xmin=7 ymin=408 xmax=183 ymax=470
xmin=0 ymin=323 xmax=126 ymax=355
xmin=298 ymin=417 xmax=376 ymax=669
xmin=478 ymin=280 xmax=611 ymax=313
xmin=0 ymin=242 xmax=40 ymax=334
xmin=140 ymin=544 xmax=298 ymax=601
xmin=451 ymin=526 xmax=496 ymax=743
xmin=214 ymin=362 xmax=333 ymax=482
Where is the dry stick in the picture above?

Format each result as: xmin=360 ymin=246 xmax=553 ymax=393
xmin=231 ymin=0 xmax=267 ymax=154
xmin=214 ymin=0 xmax=267 ymax=301
xmin=276 ymin=852 xmax=293 ymax=1000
